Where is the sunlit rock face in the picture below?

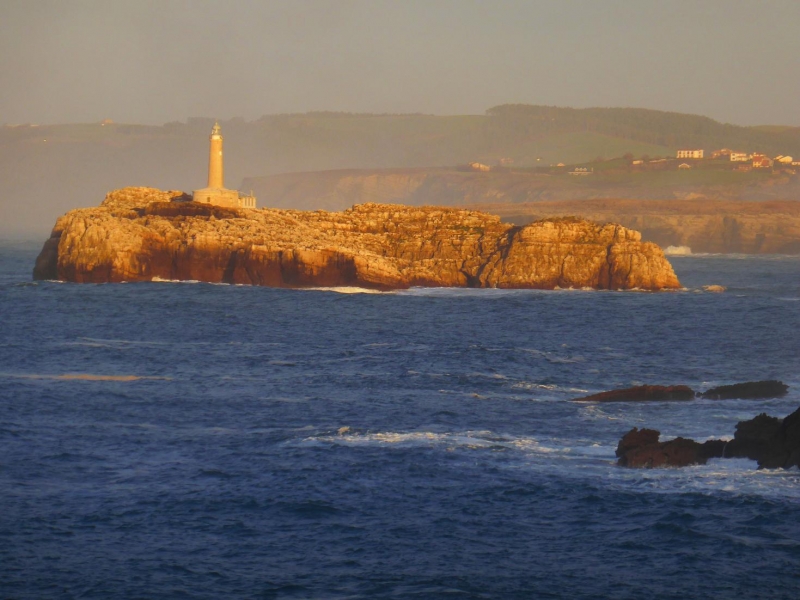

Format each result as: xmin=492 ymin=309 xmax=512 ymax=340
xmin=33 ymin=187 xmax=681 ymax=291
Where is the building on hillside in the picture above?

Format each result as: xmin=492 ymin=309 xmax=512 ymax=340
xmin=711 ymin=148 xmax=732 ymax=159
xmin=676 ymin=149 xmax=704 ymax=159
xmin=193 ymin=122 xmax=257 ymax=208
xmin=568 ymin=167 xmax=593 ymax=175
xmin=730 ymin=152 xmax=750 ymax=162
xmin=631 ymin=159 xmax=644 ymax=165
xmin=678 ymin=163 xmax=692 ymax=170
xmin=775 ymin=155 xmax=793 ymax=164
xmin=469 ymin=162 xmax=491 ymax=172
xmin=752 ymin=154 xmax=773 ymax=169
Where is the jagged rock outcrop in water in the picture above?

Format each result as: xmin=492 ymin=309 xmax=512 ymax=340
xmin=616 ymin=405 xmax=800 ymax=470
xmin=33 ymin=187 xmax=681 ymax=290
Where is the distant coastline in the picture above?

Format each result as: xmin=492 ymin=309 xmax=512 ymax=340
xmin=5 ymin=105 xmax=800 ymax=237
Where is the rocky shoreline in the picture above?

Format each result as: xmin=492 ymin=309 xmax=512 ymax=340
xmin=33 ymin=187 xmax=681 ymax=291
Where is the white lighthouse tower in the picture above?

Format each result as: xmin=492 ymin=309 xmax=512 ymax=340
xmin=192 ymin=122 xmax=256 ymax=208
xmin=207 ymin=121 xmax=224 ymax=189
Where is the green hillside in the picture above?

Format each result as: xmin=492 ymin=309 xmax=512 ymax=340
xmin=485 ymin=105 xmax=800 ymax=158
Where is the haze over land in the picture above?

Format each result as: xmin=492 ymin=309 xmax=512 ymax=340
xmin=3 ymin=1 xmax=799 ymax=126
xmin=2 ymin=1 xmax=799 ymax=237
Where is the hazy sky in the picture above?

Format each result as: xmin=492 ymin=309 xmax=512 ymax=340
xmin=2 ymin=0 xmax=799 ymax=126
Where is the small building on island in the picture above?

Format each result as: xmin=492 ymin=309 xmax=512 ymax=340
xmin=193 ymin=122 xmax=256 ymax=208
xmin=730 ymin=152 xmax=750 ymax=162
xmin=752 ymin=154 xmax=773 ymax=169
xmin=568 ymin=167 xmax=593 ymax=175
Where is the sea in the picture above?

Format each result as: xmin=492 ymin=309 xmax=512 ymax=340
xmin=1 ymin=239 xmax=799 ymax=599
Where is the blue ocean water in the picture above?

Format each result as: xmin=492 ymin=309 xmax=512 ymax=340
xmin=1 ymin=240 xmax=799 ymax=599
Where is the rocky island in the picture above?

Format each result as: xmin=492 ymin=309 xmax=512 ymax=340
xmin=33 ymin=187 xmax=680 ymax=290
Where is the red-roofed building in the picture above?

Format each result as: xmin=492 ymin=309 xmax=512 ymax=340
xmin=752 ymin=154 xmax=773 ymax=169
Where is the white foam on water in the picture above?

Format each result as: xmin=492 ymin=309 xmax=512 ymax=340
xmin=301 ymin=429 xmax=567 ymax=457
xmin=269 ymin=422 xmax=800 ymax=501
xmin=150 ymin=277 xmax=202 ymax=284
xmin=602 ymin=458 xmax=800 ymax=500
xmin=302 ymin=286 xmax=388 ymax=294
xmin=664 ymin=245 xmax=692 ymax=256
xmin=397 ymin=287 xmax=549 ymax=298
xmin=511 ymin=382 xmax=558 ymax=391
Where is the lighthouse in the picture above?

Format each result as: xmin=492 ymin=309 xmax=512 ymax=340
xmin=192 ymin=122 xmax=256 ymax=208
xmin=207 ymin=121 xmax=224 ymax=189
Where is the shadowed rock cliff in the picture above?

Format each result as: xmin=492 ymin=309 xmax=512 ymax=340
xmin=33 ymin=187 xmax=681 ymax=291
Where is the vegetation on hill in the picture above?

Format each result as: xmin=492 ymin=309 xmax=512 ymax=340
xmin=3 ymin=105 xmax=800 ymax=234
xmin=485 ymin=105 xmax=800 ymax=157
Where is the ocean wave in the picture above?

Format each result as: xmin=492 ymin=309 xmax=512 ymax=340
xmin=303 ymin=429 xmax=563 ymax=454
xmin=302 ymin=426 xmax=800 ymax=499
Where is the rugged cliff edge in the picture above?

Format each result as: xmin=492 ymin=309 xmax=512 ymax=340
xmin=33 ymin=187 xmax=680 ymax=290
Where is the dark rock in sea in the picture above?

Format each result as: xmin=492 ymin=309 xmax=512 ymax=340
xmin=725 ymin=407 xmax=800 ymax=469
xmin=700 ymin=380 xmax=788 ymax=400
xmin=615 ymin=427 xmax=659 ymax=458
xmin=618 ymin=405 xmax=800 ymax=469
xmin=616 ymin=427 xmax=725 ymax=468
xmin=574 ymin=385 xmax=695 ymax=403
